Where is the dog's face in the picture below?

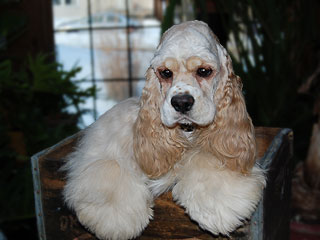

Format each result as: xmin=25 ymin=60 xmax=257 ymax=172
xmin=150 ymin=21 xmax=223 ymax=128
xmin=135 ymin=21 xmax=255 ymax=178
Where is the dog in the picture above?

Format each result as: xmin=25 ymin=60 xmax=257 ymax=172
xmin=62 ymin=20 xmax=266 ymax=240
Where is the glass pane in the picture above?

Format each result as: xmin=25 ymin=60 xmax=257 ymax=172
xmin=98 ymin=80 xmax=129 ymax=105
xmin=93 ymin=29 xmax=128 ymax=80
xmin=130 ymin=27 xmax=161 ymax=78
xmin=55 ymin=31 xmax=92 ymax=80
xmin=129 ymin=0 xmax=161 ymax=78
xmin=91 ymin=1 xmax=127 ymax=28
xmin=128 ymin=0 xmax=156 ymax=18
xmin=96 ymin=80 xmax=129 ymax=119
xmin=52 ymin=0 xmax=163 ymax=127
xmin=133 ymin=80 xmax=145 ymax=97
xmin=53 ymin=0 xmax=91 ymax=80
xmin=53 ymin=1 xmax=88 ymax=31
xmin=77 ymin=80 xmax=129 ymax=127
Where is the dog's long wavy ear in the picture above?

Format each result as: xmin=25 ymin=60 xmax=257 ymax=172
xmin=197 ymin=44 xmax=256 ymax=174
xmin=133 ymin=68 xmax=186 ymax=179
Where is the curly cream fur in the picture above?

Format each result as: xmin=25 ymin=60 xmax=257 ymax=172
xmin=172 ymin=150 xmax=265 ymax=235
xmin=194 ymin=53 xmax=256 ymax=174
xmin=62 ymin=20 xmax=266 ymax=240
xmin=133 ymin=68 xmax=188 ymax=178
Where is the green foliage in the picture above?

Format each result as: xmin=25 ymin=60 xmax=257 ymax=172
xmin=161 ymin=0 xmax=180 ymax=35
xmin=214 ymin=0 xmax=317 ymax=161
xmin=0 ymin=12 xmax=26 ymax=50
xmin=0 ymin=54 xmax=95 ymax=223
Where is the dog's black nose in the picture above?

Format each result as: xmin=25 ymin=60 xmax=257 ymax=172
xmin=171 ymin=94 xmax=195 ymax=113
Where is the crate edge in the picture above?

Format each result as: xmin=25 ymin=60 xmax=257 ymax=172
xmin=250 ymin=128 xmax=293 ymax=240
xmin=31 ymin=154 xmax=47 ymax=240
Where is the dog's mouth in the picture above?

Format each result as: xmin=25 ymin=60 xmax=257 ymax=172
xmin=179 ymin=123 xmax=195 ymax=132
xmin=177 ymin=118 xmax=195 ymax=132
xmin=166 ymin=114 xmax=210 ymax=131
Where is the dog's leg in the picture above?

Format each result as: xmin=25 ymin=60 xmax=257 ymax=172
xmin=172 ymin=151 xmax=265 ymax=236
xmin=63 ymin=159 xmax=153 ymax=240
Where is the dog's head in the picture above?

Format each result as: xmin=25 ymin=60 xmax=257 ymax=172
xmin=152 ymin=21 xmax=220 ymax=128
xmin=134 ymin=21 xmax=256 ymax=178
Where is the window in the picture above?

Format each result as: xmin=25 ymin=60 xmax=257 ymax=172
xmin=52 ymin=0 xmax=61 ymax=5
xmin=65 ymin=0 xmax=76 ymax=5
xmin=52 ymin=0 xmax=162 ymax=127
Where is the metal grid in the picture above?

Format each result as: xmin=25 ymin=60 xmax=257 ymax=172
xmin=53 ymin=0 xmax=161 ymax=121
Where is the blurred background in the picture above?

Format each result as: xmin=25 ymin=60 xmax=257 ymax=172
xmin=0 ymin=0 xmax=319 ymax=239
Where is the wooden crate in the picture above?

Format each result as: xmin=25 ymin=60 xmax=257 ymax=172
xmin=31 ymin=127 xmax=293 ymax=240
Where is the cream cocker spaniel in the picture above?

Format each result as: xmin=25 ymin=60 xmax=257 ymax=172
xmin=63 ymin=21 xmax=266 ymax=240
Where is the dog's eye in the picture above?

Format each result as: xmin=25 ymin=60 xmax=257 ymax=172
xmin=159 ymin=69 xmax=173 ymax=79
xmin=197 ymin=67 xmax=212 ymax=78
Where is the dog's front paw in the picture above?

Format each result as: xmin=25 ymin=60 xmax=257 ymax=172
xmin=172 ymin=160 xmax=265 ymax=235
xmin=76 ymin=194 xmax=153 ymax=240
xmin=64 ymin=160 xmax=153 ymax=240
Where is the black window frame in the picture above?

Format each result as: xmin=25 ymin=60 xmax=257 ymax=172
xmin=53 ymin=0 xmax=161 ymax=121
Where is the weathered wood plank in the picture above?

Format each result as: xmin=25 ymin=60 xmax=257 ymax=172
xmin=261 ymin=129 xmax=293 ymax=240
xmin=31 ymin=127 xmax=292 ymax=240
